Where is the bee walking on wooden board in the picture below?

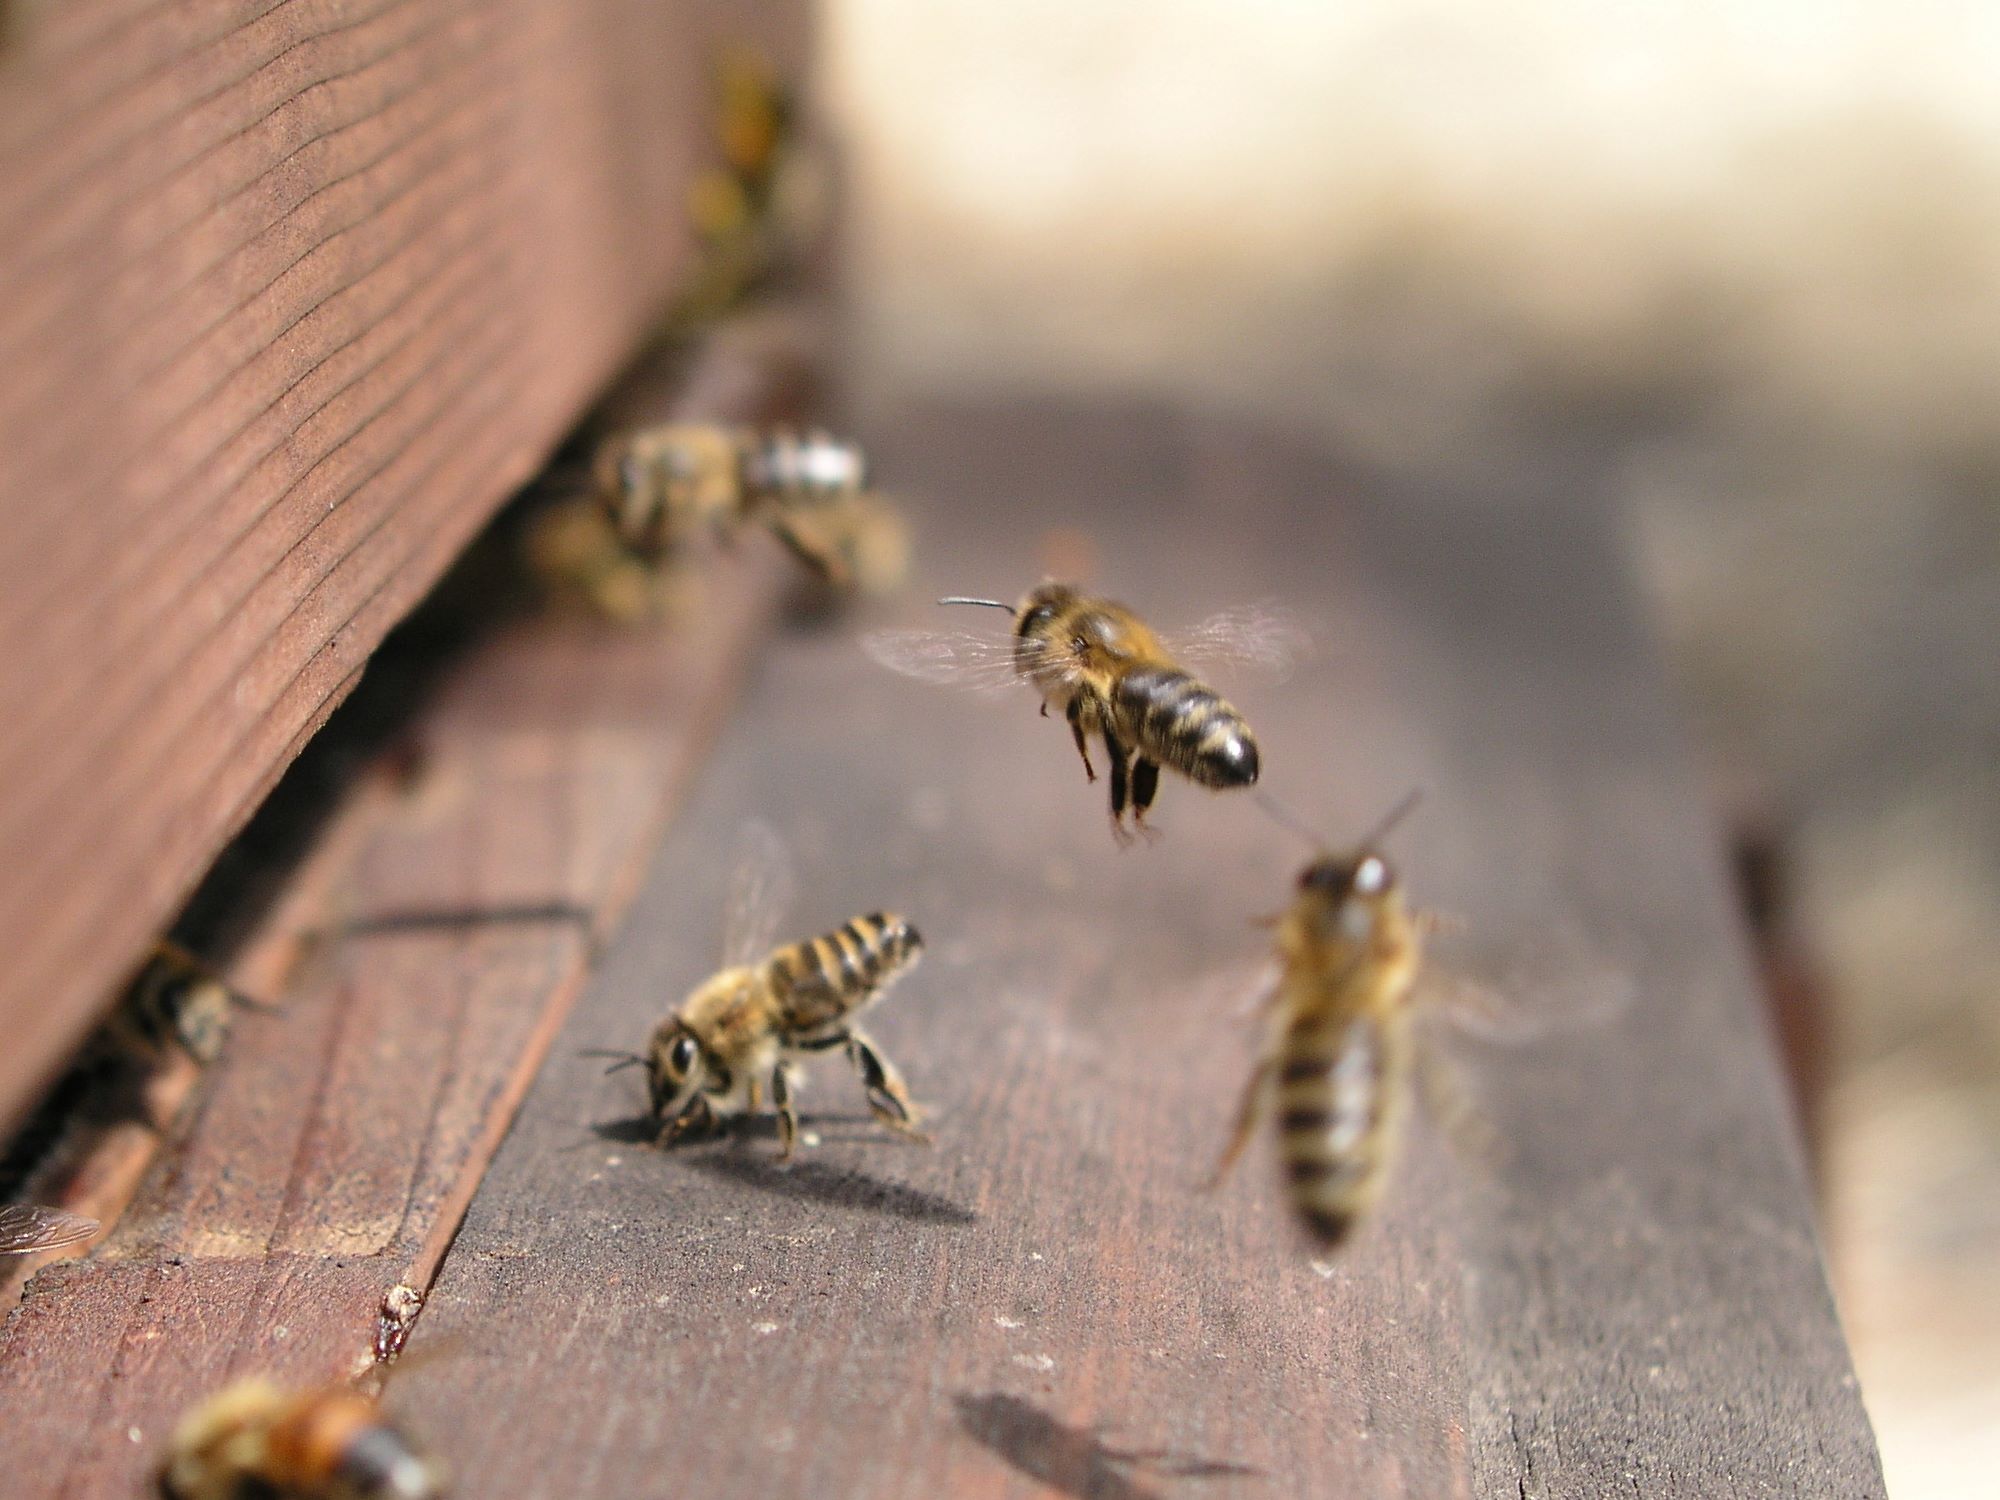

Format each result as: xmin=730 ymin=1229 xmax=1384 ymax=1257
xmin=0 ymin=1203 xmax=97 ymax=1257
xmin=596 ymin=824 xmax=929 ymax=1157
xmin=864 ymin=583 xmax=1305 ymax=840
xmin=157 ymin=1378 xmax=442 ymax=1500
xmin=1211 ymin=793 xmax=1452 ymax=1249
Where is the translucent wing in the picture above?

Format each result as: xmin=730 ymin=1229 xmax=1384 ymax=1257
xmin=1418 ymin=913 xmax=1637 ymax=1047
xmin=720 ymin=820 xmax=797 ymax=969
xmin=861 ymin=627 xmax=1036 ymax=695
xmin=1163 ymin=602 xmax=1312 ymax=682
xmin=0 ymin=1204 xmax=98 ymax=1256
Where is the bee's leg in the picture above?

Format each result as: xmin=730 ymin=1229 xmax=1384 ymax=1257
xmin=1205 ymin=1055 xmax=1276 ymax=1190
xmin=771 ymin=1065 xmax=800 ymax=1161
xmin=658 ymin=1095 xmax=716 ymax=1150
xmin=746 ymin=1075 xmax=764 ymax=1114
xmin=767 ymin=511 xmax=853 ymax=589
xmin=1065 ymin=701 xmax=1096 ymax=781
xmin=1130 ymin=758 xmax=1162 ymax=839
xmin=846 ymin=1030 xmax=930 ymax=1144
xmin=1102 ymin=726 xmax=1133 ymax=840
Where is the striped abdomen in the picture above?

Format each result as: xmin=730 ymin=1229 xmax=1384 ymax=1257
xmin=740 ymin=428 xmax=868 ymax=509
xmin=1276 ymin=1008 xmax=1408 ymax=1247
xmin=1112 ymin=665 xmax=1259 ymax=786
xmin=766 ymin=912 xmax=922 ymax=1037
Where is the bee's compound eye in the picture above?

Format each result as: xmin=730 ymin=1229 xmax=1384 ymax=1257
xmin=670 ymin=1034 xmax=699 ymax=1075
xmin=1019 ymin=603 xmax=1057 ymax=635
xmin=1353 ymin=856 xmax=1390 ymax=895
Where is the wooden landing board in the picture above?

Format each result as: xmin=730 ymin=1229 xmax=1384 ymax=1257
xmin=392 ymin=400 xmax=1879 ymax=1495
xmin=0 ymin=0 xmax=805 ymax=1136
xmin=0 ymin=389 xmax=796 ymax=1496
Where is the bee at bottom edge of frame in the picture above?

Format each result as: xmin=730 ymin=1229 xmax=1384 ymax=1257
xmin=158 ymin=1377 xmax=444 ymax=1500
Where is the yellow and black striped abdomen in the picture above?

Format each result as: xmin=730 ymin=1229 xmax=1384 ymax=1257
xmin=1112 ymin=665 xmax=1259 ymax=787
xmin=1276 ymin=1008 xmax=1408 ymax=1247
xmin=767 ymin=912 xmax=922 ymax=1037
xmin=740 ymin=429 xmax=868 ymax=510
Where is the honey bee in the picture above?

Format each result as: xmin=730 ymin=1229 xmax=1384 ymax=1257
xmin=597 ymin=824 xmax=928 ymax=1156
xmin=113 ymin=940 xmax=266 ymax=1065
xmin=0 ymin=1203 xmax=98 ymax=1257
xmin=595 ymin=423 xmax=866 ymax=552
xmin=158 ymin=1379 xmax=443 ymax=1500
xmin=863 ymin=585 xmax=1305 ymax=838
xmin=1210 ymin=794 xmax=1433 ymax=1249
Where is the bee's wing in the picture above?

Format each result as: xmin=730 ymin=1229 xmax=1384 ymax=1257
xmin=1419 ymin=913 xmax=1637 ymax=1047
xmin=0 ymin=1203 xmax=99 ymax=1256
xmin=860 ymin=627 xmax=1036 ymax=695
xmin=720 ymin=820 xmax=797 ymax=970
xmin=1163 ymin=602 xmax=1312 ymax=682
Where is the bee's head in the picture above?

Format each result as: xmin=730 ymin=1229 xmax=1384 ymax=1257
xmin=1298 ymin=850 xmax=1401 ymax=945
xmin=645 ymin=1021 xmax=711 ymax=1122
xmin=1013 ymin=582 xmax=1081 ymax=640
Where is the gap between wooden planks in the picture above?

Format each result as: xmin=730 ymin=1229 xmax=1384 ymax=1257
xmin=0 ymin=319 xmax=804 ymax=1496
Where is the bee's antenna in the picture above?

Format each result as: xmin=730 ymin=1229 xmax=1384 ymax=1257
xmin=579 ymin=1048 xmax=646 ymax=1074
xmin=1357 ymin=788 xmax=1424 ymax=849
xmin=936 ymin=596 xmax=1013 ymax=611
xmin=1251 ymin=788 xmax=1323 ymax=850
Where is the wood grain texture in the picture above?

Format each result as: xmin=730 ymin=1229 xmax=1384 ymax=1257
xmin=391 ymin=399 xmax=1880 ymax=1496
xmin=0 ymin=0 xmax=805 ymax=1135
xmin=0 ymin=322 xmax=806 ymax=1496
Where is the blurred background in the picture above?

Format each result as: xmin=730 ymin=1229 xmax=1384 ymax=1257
xmin=818 ymin=1 xmax=1999 ymax=1492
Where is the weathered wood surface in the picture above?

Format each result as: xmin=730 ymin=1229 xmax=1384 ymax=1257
xmin=392 ymin=401 xmax=1881 ymax=1495
xmin=0 ymin=340 xmax=801 ymax=1496
xmin=0 ymin=0 xmax=804 ymax=1136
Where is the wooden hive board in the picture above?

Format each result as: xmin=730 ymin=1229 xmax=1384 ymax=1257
xmin=384 ymin=400 xmax=1884 ymax=1496
xmin=0 ymin=319 xmax=806 ymax=1497
xmin=0 ymin=0 xmax=805 ymax=1136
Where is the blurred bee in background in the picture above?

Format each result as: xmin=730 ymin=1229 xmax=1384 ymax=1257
xmin=594 ymin=823 xmax=928 ymax=1157
xmin=0 ymin=1203 xmax=98 ymax=1257
xmin=666 ymin=47 xmax=824 ymax=331
xmin=864 ymin=584 xmax=1305 ymax=839
xmin=110 ymin=940 xmax=270 ymax=1067
xmin=527 ymin=424 xmax=908 ymax=621
xmin=1209 ymin=793 xmax=1473 ymax=1250
xmin=158 ymin=1379 xmax=443 ymax=1500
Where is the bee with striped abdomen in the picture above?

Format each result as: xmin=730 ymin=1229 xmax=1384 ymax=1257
xmin=1211 ymin=795 xmax=1432 ymax=1249
xmin=0 ymin=1204 xmax=98 ymax=1257
xmin=582 ymin=422 xmax=903 ymax=598
xmin=864 ymin=584 xmax=1304 ymax=839
xmin=157 ymin=1378 xmax=443 ymax=1500
xmin=600 ymin=824 xmax=928 ymax=1156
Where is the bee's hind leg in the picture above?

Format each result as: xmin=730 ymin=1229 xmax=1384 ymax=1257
xmin=1103 ymin=726 xmax=1133 ymax=843
xmin=846 ymin=1030 xmax=930 ymax=1144
xmin=1130 ymin=758 xmax=1162 ymax=841
xmin=1205 ymin=1054 xmax=1276 ymax=1190
xmin=771 ymin=1065 xmax=800 ymax=1161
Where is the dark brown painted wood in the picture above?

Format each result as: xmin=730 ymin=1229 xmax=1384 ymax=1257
xmin=387 ymin=399 xmax=1881 ymax=1497
xmin=0 ymin=320 xmax=804 ymax=1497
xmin=0 ymin=0 xmax=806 ymax=1137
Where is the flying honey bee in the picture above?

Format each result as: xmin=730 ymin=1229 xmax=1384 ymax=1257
xmin=1209 ymin=793 xmax=1442 ymax=1249
xmin=0 ymin=1203 xmax=98 ymax=1257
xmin=112 ymin=940 xmax=268 ymax=1065
xmin=595 ymin=824 xmax=929 ymax=1156
xmin=863 ymin=584 xmax=1305 ymax=838
xmin=158 ymin=1379 xmax=443 ymax=1500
